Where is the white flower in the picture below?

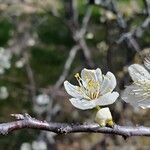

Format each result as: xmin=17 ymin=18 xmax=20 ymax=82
xmin=36 ymin=94 xmax=50 ymax=106
xmin=64 ymin=68 xmax=119 ymax=110
xmin=122 ymin=64 xmax=150 ymax=109
xmin=0 ymin=47 xmax=12 ymax=74
xmin=86 ymin=32 xmax=94 ymax=39
xmin=0 ymin=86 xmax=9 ymax=99
xmin=15 ymin=58 xmax=26 ymax=68
xmin=95 ymin=107 xmax=113 ymax=127
xmin=20 ymin=142 xmax=31 ymax=150
xmin=34 ymin=94 xmax=50 ymax=114
xmin=32 ymin=140 xmax=47 ymax=150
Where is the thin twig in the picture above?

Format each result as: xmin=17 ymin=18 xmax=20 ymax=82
xmin=24 ymin=52 xmax=36 ymax=101
xmin=68 ymin=5 xmax=94 ymax=68
xmin=55 ymin=45 xmax=80 ymax=89
xmin=79 ymin=38 xmax=94 ymax=67
xmin=144 ymin=0 xmax=150 ymax=16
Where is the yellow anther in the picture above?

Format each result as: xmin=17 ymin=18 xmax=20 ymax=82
xmin=88 ymin=80 xmax=95 ymax=87
xmin=74 ymin=73 xmax=83 ymax=87
xmin=74 ymin=73 xmax=80 ymax=79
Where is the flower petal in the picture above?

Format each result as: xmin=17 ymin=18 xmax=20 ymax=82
xmin=95 ymin=68 xmax=103 ymax=83
xmin=128 ymin=64 xmax=150 ymax=82
xmin=80 ymin=68 xmax=98 ymax=88
xmin=100 ymin=72 xmax=117 ymax=95
xmin=64 ymin=81 xmax=84 ymax=98
xmin=121 ymin=84 xmax=150 ymax=109
xmin=69 ymin=98 xmax=97 ymax=110
xmin=81 ymin=68 xmax=102 ymax=82
xmin=137 ymin=98 xmax=150 ymax=109
xmin=94 ymin=92 xmax=119 ymax=106
xmin=144 ymin=55 xmax=150 ymax=70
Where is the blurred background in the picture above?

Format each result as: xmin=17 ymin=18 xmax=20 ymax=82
xmin=0 ymin=0 xmax=150 ymax=149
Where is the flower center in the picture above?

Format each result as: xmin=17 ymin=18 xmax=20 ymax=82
xmin=75 ymin=73 xmax=100 ymax=100
xmin=133 ymin=80 xmax=150 ymax=98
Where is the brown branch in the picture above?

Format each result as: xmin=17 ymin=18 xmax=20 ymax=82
xmin=0 ymin=114 xmax=149 ymax=138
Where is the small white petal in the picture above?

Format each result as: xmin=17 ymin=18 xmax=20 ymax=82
xmin=95 ymin=68 xmax=103 ymax=83
xmin=121 ymin=85 xmax=140 ymax=107
xmin=80 ymin=68 xmax=99 ymax=88
xmin=144 ymin=55 xmax=150 ymax=70
xmin=64 ymin=81 xmax=84 ymax=98
xmin=100 ymin=72 xmax=117 ymax=95
xmin=81 ymin=68 xmax=98 ymax=82
xmin=128 ymin=64 xmax=150 ymax=82
xmin=137 ymin=98 xmax=150 ymax=109
xmin=95 ymin=92 xmax=119 ymax=106
xmin=95 ymin=107 xmax=112 ymax=126
xmin=69 ymin=98 xmax=97 ymax=110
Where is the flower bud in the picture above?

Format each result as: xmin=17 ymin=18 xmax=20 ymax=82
xmin=95 ymin=107 xmax=114 ymax=127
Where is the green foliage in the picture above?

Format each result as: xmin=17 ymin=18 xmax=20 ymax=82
xmin=30 ymin=46 xmax=68 ymax=85
xmin=0 ymin=19 xmax=13 ymax=46
xmin=37 ymin=16 xmax=73 ymax=46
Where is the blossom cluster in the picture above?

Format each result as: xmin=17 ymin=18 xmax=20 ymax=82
xmin=64 ymin=55 xmax=150 ymax=127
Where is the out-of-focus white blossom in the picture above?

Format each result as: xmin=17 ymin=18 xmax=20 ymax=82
xmin=95 ymin=0 xmax=102 ymax=5
xmin=32 ymin=140 xmax=47 ymax=150
xmin=0 ymin=86 xmax=9 ymax=99
xmin=27 ymin=38 xmax=35 ymax=46
xmin=0 ymin=47 xmax=12 ymax=74
xmin=64 ymin=68 xmax=119 ymax=110
xmin=122 ymin=63 xmax=150 ymax=109
xmin=95 ymin=107 xmax=113 ymax=127
xmin=46 ymin=132 xmax=57 ymax=144
xmin=97 ymin=41 xmax=109 ymax=53
xmin=36 ymin=94 xmax=50 ymax=106
xmin=20 ymin=142 xmax=31 ymax=150
xmin=34 ymin=94 xmax=50 ymax=114
xmin=86 ymin=32 xmax=94 ymax=39
xmin=15 ymin=58 xmax=26 ymax=68
xmin=105 ymin=11 xmax=116 ymax=20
